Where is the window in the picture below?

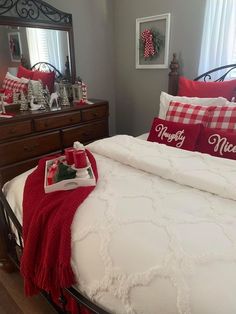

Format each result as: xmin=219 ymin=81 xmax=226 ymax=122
xmin=198 ymin=0 xmax=236 ymax=78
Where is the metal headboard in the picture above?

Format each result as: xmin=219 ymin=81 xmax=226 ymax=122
xmin=31 ymin=62 xmax=63 ymax=80
xmin=194 ymin=64 xmax=236 ymax=82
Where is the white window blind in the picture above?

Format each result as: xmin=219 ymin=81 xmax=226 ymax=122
xmin=198 ymin=0 xmax=236 ymax=79
xmin=26 ymin=28 xmax=68 ymax=74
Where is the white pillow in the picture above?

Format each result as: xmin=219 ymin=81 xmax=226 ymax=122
xmin=5 ymin=72 xmax=21 ymax=82
xmin=159 ymin=92 xmax=230 ymax=119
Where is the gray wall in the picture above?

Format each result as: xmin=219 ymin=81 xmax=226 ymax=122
xmin=114 ymin=0 xmax=206 ymax=135
xmin=47 ymin=0 xmax=116 ymax=135
xmin=0 ymin=27 xmax=10 ymax=85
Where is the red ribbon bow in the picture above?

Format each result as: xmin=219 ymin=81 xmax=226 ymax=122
xmin=141 ymin=29 xmax=156 ymax=59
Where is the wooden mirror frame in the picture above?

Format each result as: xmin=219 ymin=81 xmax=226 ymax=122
xmin=0 ymin=0 xmax=76 ymax=82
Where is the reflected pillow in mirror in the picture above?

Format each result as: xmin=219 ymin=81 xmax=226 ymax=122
xmin=147 ymin=117 xmax=202 ymax=151
xmin=32 ymin=70 xmax=55 ymax=93
xmin=17 ymin=65 xmax=34 ymax=80
xmin=2 ymin=75 xmax=28 ymax=93
xmin=178 ymin=76 xmax=236 ymax=101
xmin=197 ymin=127 xmax=236 ymax=160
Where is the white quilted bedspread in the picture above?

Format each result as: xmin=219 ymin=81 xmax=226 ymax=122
xmin=4 ymin=135 xmax=236 ymax=314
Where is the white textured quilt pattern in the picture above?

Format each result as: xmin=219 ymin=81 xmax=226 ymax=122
xmin=4 ymin=135 xmax=236 ymax=314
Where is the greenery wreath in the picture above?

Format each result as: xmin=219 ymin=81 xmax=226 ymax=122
xmin=140 ymin=28 xmax=165 ymax=60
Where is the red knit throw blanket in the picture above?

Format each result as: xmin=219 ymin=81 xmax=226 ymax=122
xmin=20 ymin=150 xmax=98 ymax=298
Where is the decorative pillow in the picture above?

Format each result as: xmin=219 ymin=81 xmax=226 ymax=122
xmin=5 ymin=72 xmax=21 ymax=82
xmin=2 ymin=76 xmax=28 ymax=93
xmin=178 ymin=76 xmax=236 ymax=101
xmin=166 ymin=101 xmax=211 ymax=126
xmin=197 ymin=127 xmax=236 ymax=160
xmin=32 ymin=70 xmax=55 ymax=93
xmin=17 ymin=65 xmax=34 ymax=80
xmin=147 ymin=117 xmax=202 ymax=151
xmin=207 ymin=106 xmax=236 ymax=133
xmin=159 ymin=91 xmax=228 ymax=119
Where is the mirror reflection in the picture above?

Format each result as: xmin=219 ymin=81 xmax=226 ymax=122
xmin=0 ymin=25 xmax=71 ymax=85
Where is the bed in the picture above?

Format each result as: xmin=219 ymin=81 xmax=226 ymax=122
xmin=1 ymin=55 xmax=236 ymax=314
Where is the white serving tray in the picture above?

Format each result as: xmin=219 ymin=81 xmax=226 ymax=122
xmin=44 ymin=156 xmax=96 ymax=193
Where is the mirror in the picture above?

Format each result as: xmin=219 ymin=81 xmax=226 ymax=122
xmin=0 ymin=0 xmax=76 ymax=85
xmin=0 ymin=25 xmax=71 ymax=83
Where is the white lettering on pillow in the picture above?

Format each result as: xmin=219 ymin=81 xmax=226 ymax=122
xmin=208 ymin=134 xmax=236 ymax=155
xmin=155 ymin=124 xmax=185 ymax=148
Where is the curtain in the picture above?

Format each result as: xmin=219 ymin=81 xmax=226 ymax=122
xmin=198 ymin=0 xmax=236 ymax=78
xmin=26 ymin=28 xmax=69 ymax=74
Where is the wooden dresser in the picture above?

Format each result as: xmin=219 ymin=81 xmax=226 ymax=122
xmin=0 ymin=99 xmax=109 ymax=187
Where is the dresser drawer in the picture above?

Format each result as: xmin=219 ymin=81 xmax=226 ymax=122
xmin=81 ymin=105 xmax=108 ymax=122
xmin=34 ymin=112 xmax=81 ymax=131
xmin=0 ymin=131 xmax=61 ymax=166
xmin=0 ymin=120 xmax=32 ymax=141
xmin=62 ymin=120 xmax=108 ymax=147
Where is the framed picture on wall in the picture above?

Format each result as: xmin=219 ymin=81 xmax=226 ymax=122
xmin=136 ymin=13 xmax=171 ymax=69
xmin=8 ymin=32 xmax=22 ymax=62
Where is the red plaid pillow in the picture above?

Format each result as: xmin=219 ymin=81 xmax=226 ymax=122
xmin=166 ymin=101 xmax=211 ymax=126
xmin=208 ymin=106 xmax=236 ymax=133
xmin=2 ymin=77 xmax=28 ymax=93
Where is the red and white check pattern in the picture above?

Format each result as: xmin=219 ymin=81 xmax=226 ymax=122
xmin=208 ymin=106 xmax=236 ymax=133
xmin=2 ymin=77 xmax=28 ymax=93
xmin=166 ymin=101 xmax=210 ymax=126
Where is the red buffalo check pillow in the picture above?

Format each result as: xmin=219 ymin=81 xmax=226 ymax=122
xmin=2 ymin=76 xmax=28 ymax=93
xmin=197 ymin=127 xmax=236 ymax=160
xmin=166 ymin=101 xmax=211 ymax=126
xmin=207 ymin=106 xmax=236 ymax=133
xmin=147 ymin=117 xmax=203 ymax=151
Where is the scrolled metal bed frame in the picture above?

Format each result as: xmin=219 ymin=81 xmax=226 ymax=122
xmin=1 ymin=54 xmax=236 ymax=313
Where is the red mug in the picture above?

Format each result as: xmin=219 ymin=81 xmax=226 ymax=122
xmin=73 ymin=150 xmax=87 ymax=168
xmin=64 ymin=147 xmax=75 ymax=165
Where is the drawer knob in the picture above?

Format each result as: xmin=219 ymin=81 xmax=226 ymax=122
xmin=9 ymin=129 xmax=16 ymax=134
xmin=93 ymin=113 xmax=98 ymax=117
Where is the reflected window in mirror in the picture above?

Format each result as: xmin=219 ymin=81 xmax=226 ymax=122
xmin=26 ymin=28 xmax=70 ymax=75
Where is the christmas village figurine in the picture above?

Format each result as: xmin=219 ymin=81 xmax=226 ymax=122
xmin=13 ymin=89 xmax=20 ymax=105
xmin=44 ymin=85 xmax=50 ymax=107
xmin=27 ymin=80 xmax=34 ymax=104
xmin=20 ymin=91 xmax=28 ymax=111
xmin=0 ymin=94 xmax=7 ymax=113
xmin=37 ymin=80 xmax=47 ymax=110
xmin=61 ymin=86 xmax=70 ymax=106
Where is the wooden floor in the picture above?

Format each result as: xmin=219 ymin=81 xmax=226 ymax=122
xmin=0 ymin=266 xmax=56 ymax=314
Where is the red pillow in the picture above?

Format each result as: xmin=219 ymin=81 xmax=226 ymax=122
xmin=207 ymin=106 xmax=236 ymax=133
xmin=147 ymin=117 xmax=203 ymax=151
xmin=197 ymin=127 xmax=236 ymax=160
xmin=166 ymin=101 xmax=211 ymax=126
xmin=178 ymin=76 xmax=236 ymax=101
xmin=17 ymin=65 xmax=34 ymax=79
xmin=2 ymin=77 xmax=28 ymax=93
xmin=32 ymin=70 xmax=55 ymax=93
